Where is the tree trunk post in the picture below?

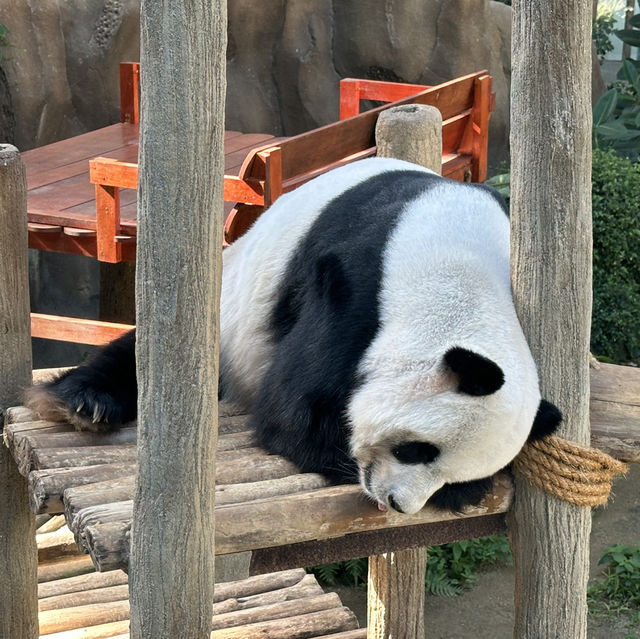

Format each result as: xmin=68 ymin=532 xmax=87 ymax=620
xmin=367 ymin=105 xmax=442 ymax=639
xmin=509 ymin=2 xmax=592 ymax=638
xmin=0 ymin=144 xmax=38 ymax=639
xmin=128 ymin=2 xmax=227 ymax=638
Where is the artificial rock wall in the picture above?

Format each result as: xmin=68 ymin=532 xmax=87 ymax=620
xmin=1 ymin=0 xmax=512 ymax=166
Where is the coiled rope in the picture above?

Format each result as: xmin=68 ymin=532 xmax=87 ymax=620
xmin=513 ymin=434 xmax=629 ymax=507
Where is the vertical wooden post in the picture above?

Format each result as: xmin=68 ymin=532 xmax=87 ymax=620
xmin=128 ymin=2 xmax=227 ymax=638
xmin=509 ymin=2 xmax=593 ymax=638
xmin=0 ymin=144 xmax=38 ymax=639
xmin=368 ymin=106 xmax=442 ymax=639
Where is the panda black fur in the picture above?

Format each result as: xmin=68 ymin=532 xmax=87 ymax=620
xmin=26 ymin=158 xmax=561 ymax=515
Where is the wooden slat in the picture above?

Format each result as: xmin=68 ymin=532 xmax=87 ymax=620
xmin=38 ymin=570 xmax=128 ymax=600
xmin=30 ymin=314 xmax=134 ymax=345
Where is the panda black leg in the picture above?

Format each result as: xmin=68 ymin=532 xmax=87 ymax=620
xmin=25 ymin=329 xmax=137 ymax=432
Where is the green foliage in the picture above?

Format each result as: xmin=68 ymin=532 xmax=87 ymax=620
xmin=486 ymin=149 xmax=640 ymax=363
xmin=592 ymin=147 xmax=640 ymax=362
xmin=593 ymin=8 xmax=617 ymax=60
xmin=484 ymin=172 xmax=510 ymax=201
xmin=593 ymin=15 xmax=640 ymax=160
xmin=588 ymin=543 xmax=640 ymax=631
xmin=309 ymin=535 xmax=512 ymax=596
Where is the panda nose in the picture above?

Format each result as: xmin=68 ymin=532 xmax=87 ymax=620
xmin=388 ymin=494 xmax=405 ymax=514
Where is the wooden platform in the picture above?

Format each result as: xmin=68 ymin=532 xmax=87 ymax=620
xmin=36 ymin=565 xmax=364 ymax=638
xmin=24 ymin=127 xmax=280 ymax=262
xmin=3 ymin=362 xmax=639 ymax=578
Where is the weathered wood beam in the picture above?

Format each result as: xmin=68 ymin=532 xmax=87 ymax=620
xmin=509 ymin=1 xmax=593 ymax=637
xmin=0 ymin=143 xmax=38 ymax=638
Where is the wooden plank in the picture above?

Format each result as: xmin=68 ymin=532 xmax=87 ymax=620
xmin=30 ymin=445 xmax=137 ymax=475
xmin=22 ymin=124 xmax=139 ymax=174
xmin=38 ymin=570 xmax=128 ymax=600
xmin=214 ymin=473 xmax=513 ymax=555
xmin=37 ymin=525 xmax=83 ymax=563
xmin=119 ymin=62 xmax=140 ymax=124
xmin=39 ymin=619 xmax=129 ymax=638
xmin=30 ymin=314 xmax=133 ymax=346
xmin=39 ymin=599 xmax=130 ymax=635
xmin=591 ymin=362 xmax=640 ymax=405
xmin=270 ymin=71 xmax=484 ymax=182
xmin=38 ymin=555 xmax=95 ymax=583
xmin=39 ymin=584 xmax=129 ymax=612
xmin=72 ymin=501 xmax=133 ymax=552
xmin=29 ymin=463 xmax=138 ymax=514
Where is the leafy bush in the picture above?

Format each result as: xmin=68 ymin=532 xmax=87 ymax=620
xmin=487 ymin=149 xmax=640 ymax=363
xmin=593 ymin=0 xmax=619 ymax=60
xmin=0 ymin=24 xmax=10 ymax=65
xmin=588 ymin=543 xmax=640 ymax=628
xmin=592 ymin=147 xmax=640 ymax=362
xmin=309 ymin=535 xmax=512 ymax=596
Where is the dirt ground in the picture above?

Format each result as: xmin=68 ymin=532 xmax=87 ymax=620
xmin=328 ymin=464 xmax=640 ymax=638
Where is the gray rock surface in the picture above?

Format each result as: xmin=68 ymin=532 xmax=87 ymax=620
xmin=2 ymin=0 xmax=512 ymax=166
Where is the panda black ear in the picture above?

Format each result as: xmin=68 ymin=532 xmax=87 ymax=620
xmin=444 ymin=347 xmax=504 ymax=396
xmin=314 ymin=252 xmax=352 ymax=309
xmin=527 ymin=399 xmax=562 ymax=442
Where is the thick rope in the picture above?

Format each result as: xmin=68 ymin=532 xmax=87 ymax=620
xmin=513 ymin=434 xmax=629 ymax=507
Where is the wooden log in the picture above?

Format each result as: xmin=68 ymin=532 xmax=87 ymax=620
xmin=30 ymin=463 xmax=138 ymax=514
xmin=38 ymin=525 xmax=83 ymax=562
xmin=375 ymin=104 xmax=442 ymax=174
xmin=65 ymin=476 xmax=136 ymax=521
xmin=85 ymin=521 xmax=131 ymax=572
xmin=217 ymin=430 xmax=254 ymax=451
xmin=215 ymin=473 xmax=512 ymax=555
xmin=13 ymin=427 xmax=137 ymax=474
xmin=38 ymin=513 xmax=66 ymax=533
xmin=38 ymin=555 xmax=95 ymax=583
xmin=39 ymin=599 xmax=130 ymax=635
xmin=0 ymin=144 xmax=37 ymax=638
xmin=39 ymin=584 xmax=130 ymax=612
xmin=38 ymin=570 xmax=128 ymax=600
xmin=4 ymin=419 xmax=71 ymax=446
xmin=212 ymin=568 xmax=307 ymax=603
xmin=216 ymin=473 xmax=329 ymax=506
xmin=235 ymin=574 xmax=324 ymax=609
xmin=311 ymin=631 xmax=367 ymax=639
xmin=208 ymin=607 xmax=359 ymax=639
xmin=131 ymin=0 xmax=225 ymax=634
xmin=509 ymin=1 xmax=593 ymax=636
xmin=73 ymin=501 xmax=133 ymax=552
xmin=80 ymin=476 xmax=512 ymax=570
xmin=30 ymin=444 xmax=137 ymax=475
xmin=40 ymin=619 xmax=129 ymax=638
xmin=210 ymin=593 xmax=342 ymax=631
xmin=215 ymin=454 xmax=299 ymax=484
xmin=4 ymin=405 xmax=37 ymax=424
xmin=367 ymin=548 xmax=425 ymax=638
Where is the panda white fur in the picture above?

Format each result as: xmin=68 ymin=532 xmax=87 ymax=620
xmin=26 ymin=157 xmax=561 ymax=515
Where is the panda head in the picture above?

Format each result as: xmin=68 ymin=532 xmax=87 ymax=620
xmin=348 ymin=345 xmax=546 ymax=515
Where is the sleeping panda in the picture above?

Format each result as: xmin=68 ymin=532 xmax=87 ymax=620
xmin=26 ymin=157 xmax=561 ymax=515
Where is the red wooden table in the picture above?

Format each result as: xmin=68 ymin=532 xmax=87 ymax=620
xmin=24 ymin=125 xmax=279 ymax=262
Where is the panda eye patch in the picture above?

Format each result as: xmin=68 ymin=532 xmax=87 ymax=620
xmin=391 ymin=441 xmax=440 ymax=465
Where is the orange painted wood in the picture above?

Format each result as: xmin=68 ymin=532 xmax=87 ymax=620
xmin=259 ymin=147 xmax=283 ymax=207
xmin=119 ymin=62 xmax=140 ymax=124
xmin=471 ymin=75 xmax=492 ymax=182
xmin=95 ymin=184 xmax=122 ymax=263
xmin=30 ymin=314 xmax=133 ymax=345
xmin=89 ymin=158 xmax=138 ymax=190
xmin=223 ymin=176 xmax=265 ymax=205
xmin=339 ymin=78 xmax=433 ymax=120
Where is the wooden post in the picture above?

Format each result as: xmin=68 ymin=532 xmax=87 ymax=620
xmin=0 ymin=144 xmax=38 ymax=638
xmin=368 ymin=105 xmax=442 ymax=639
xmin=375 ymin=105 xmax=442 ymax=175
xmin=509 ymin=2 xmax=593 ymax=638
xmin=128 ymin=2 xmax=227 ymax=638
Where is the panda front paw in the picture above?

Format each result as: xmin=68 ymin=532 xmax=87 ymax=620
xmin=25 ymin=367 xmax=137 ymax=433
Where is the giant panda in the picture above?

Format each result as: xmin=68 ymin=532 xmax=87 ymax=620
xmin=26 ymin=157 xmax=561 ymax=515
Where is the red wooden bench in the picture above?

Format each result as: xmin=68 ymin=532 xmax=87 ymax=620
xmin=26 ymin=63 xmax=494 ymax=344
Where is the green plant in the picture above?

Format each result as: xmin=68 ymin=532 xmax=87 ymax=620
xmin=592 ymin=147 xmax=640 ymax=362
xmin=309 ymin=535 xmax=512 ymax=596
xmin=588 ymin=543 xmax=640 ymax=630
xmin=593 ymin=0 xmax=622 ymax=60
xmin=486 ymin=149 xmax=640 ymax=364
